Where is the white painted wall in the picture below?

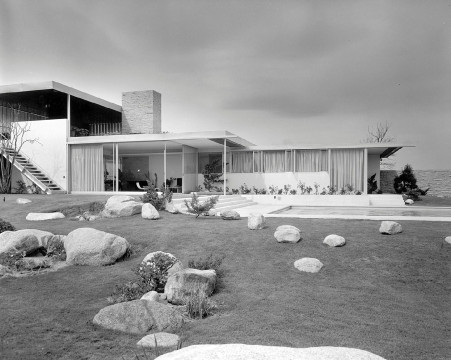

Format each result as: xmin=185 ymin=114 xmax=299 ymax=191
xmin=18 ymin=119 xmax=67 ymax=189
xmin=368 ymin=155 xmax=380 ymax=189
xmin=197 ymin=171 xmax=330 ymax=192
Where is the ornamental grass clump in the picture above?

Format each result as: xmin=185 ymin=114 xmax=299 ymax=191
xmin=181 ymin=281 xmax=217 ymax=319
xmin=184 ymin=193 xmax=219 ymax=218
xmin=188 ymin=253 xmax=224 ymax=273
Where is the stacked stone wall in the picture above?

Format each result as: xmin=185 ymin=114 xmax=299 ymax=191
xmin=380 ymin=170 xmax=398 ymax=194
xmin=122 ymin=90 xmax=161 ymax=134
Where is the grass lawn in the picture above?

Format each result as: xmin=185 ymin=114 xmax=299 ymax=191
xmin=0 ymin=194 xmax=450 ymax=360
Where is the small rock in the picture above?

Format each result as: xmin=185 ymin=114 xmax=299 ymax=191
xmin=323 ymin=234 xmax=346 ymax=247
xmin=405 ymin=199 xmax=414 ymax=205
xmin=444 ymin=236 xmax=451 ymax=245
xmin=141 ymin=290 xmax=160 ymax=302
xmin=248 ymin=213 xmax=265 ymax=230
xmin=274 ymin=225 xmax=301 ymax=243
xmin=159 ymin=293 xmax=167 ymax=300
xmin=379 ymin=221 xmax=403 ymax=235
xmin=207 ymin=209 xmax=218 ymax=217
xmin=26 ymin=212 xmax=65 ymax=221
xmin=137 ymin=332 xmax=180 ymax=350
xmin=294 ymin=258 xmax=323 ymax=273
xmin=220 ymin=210 xmax=240 ymax=220
xmin=142 ymin=203 xmax=160 ymax=220
xmin=16 ymin=198 xmax=31 ymax=204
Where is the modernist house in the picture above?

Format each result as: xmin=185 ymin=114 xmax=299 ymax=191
xmin=0 ymin=81 xmax=409 ymax=196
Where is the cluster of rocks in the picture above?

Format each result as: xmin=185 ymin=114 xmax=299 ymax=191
xmin=92 ymin=251 xmax=217 ymax=351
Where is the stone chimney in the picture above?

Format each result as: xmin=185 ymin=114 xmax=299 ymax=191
xmin=121 ymin=90 xmax=161 ymax=134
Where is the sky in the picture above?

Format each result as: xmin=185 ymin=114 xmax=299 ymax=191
xmin=1 ymin=0 xmax=450 ymax=170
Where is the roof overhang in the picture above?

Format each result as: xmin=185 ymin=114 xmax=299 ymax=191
xmin=68 ymin=130 xmax=255 ymax=151
xmin=0 ymin=81 xmax=122 ymax=112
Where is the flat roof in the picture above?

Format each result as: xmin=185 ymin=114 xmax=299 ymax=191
xmin=0 ymin=81 xmax=122 ymax=112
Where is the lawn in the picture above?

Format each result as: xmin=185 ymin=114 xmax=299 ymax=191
xmin=0 ymin=194 xmax=450 ymax=360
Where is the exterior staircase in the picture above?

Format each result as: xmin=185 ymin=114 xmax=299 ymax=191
xmin=0 ymin=146 xmax=64 ymax=194
xmin=172 ymin=194 xmax=257 ymax=214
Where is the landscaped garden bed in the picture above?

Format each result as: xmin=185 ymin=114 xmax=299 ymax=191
xmin=0 ymin=194 xmax=449 ymax=359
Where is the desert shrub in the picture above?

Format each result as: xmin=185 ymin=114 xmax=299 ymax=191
xmin=0 ymin=250 xmax=26 ymax=270
xmin=181 ymin=281 xmax=217 ymax=319
xmin=0 ymin=218 xmax=15 ymax=234
xmin=141 ymin=185 xmax=173 ymax=211
xmin=188 ymin=253 xmax=224 ymax=272
xmin=394 ymin=164 xmax=417 ymax=193
xmin=45 ymin=236 xmax=66 ymax=261
xmin=202 ymin=159 xmax=224 ymax=191
xmin=313 ymin=183 xmax=320 ymax=195
xmin=27 ymin=183 xmax=43 ymax=194
xmin=289 ymin=189 xmax=297 ymax=195
xmin=239 ymin=183 xmax=251 ymax=194
xmin=282 ymin=184 xmax=291 ymax=195
xmin=184 ymin=193 xmax=219 ymax=218
xmin=14 ymin=180 xmax=27 ymax=194
xmin=231 ymin=188 xmax=239 ymax=194
xmin=133 ymin=252 xmax=178 ymax=293
xmin=108 ymin=281 xmax=145 ymax=304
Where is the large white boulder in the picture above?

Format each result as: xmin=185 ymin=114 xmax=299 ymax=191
xmin=142 ymin=203 xmax=160 ymax=220
xmin=137 ymin=332 xmax=181 ymax=350
xmin=64 ymin=228 xmax=129 ymax=266
xmin=16 ymin=198 xmax=31 ymax=204
xmin=323 ymin=234 xmax=346 ymax=247
xmin=164 ymin=268 xmax=216 ymax=305
xmin=248 ymin=213 xmax=265 ymax=230
xmin=154 ymin=344 xmax=386 ymax=360
xmin=93 ymin=299 xmax=183 ymax=334
xmin=26 ymin=212 xmax=65 ymax=221
xmin=379 ymin=221 xmax=403 ymax=235
xmin=444 ymin=236 xmax=451 ymax=245
xmin=274 ymin=225 xmax=301 ymax=243
xmin=102 ymin=195 xmax=142 ymax=217
xmin=294 ymin=258 xmax=324 ymax=273
xmin=0 ymin=229 xmax=53 ymax=255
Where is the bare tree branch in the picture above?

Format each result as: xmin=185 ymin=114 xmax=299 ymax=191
xmin=363 ymin=121 xmax=394 ymax=143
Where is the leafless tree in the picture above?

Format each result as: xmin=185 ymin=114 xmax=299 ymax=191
xmin=0 ymin=104 xmax=39 ymax=193
xmin=363 ymin=121 xmax=394 ymax=143
xmin=362 ymin=121 xmax=396 ymax=170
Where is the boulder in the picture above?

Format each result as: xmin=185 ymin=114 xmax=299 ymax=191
xmin=294 ymin=258 xmax=323 ymax=273
xmin=405 ymin=199 xmax=414 ymax=205
xmin=137 ymin=332 xmax=181 ymax=350
xmin=102 ymin=195 xmax=142 ymax=218
xmin=323 ymin=234 xmax=346 ymax=247
xmin=16 ymin=198 xmax=31 ymax=204
xmin=221 ymin=210 xmax=240 ymax=220
xmin=142 ymin=203 xmax=160 ymax=220
xmin=207 ymin=209 xmax=218 ymax=217
xmin=248 ymin=213 xmax=265 ymax=230
xmin=64 ymin=228 xmax=129 ymax=266
xmin=26 ymin=212 xmax=65 ymax=221
xmin=167 ymin=261 xmax=183 ymax=277
xmin=93 ymin=299 xmax=183 ymax=334
xmin=445 ymin=236 xmax=451 ymax=245
xmin=153 ymin=344 xmax=387 ymax=360
xmin=141 ymin=290 xmax=160 ymax=302
xmin=0 ymin=229 xmax=53 ymax=255
xmin=274 ymin=225 xmax=301 ymax=243
xmin=379 ymin=221 xmax=403 ymax=235
xmin=165 ymin=202 xmax=179 ymax=214
xmin=165 ymin=268 xmax=217 ymax=305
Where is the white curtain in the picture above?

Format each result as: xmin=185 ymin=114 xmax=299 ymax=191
xmin=253 ymin=151 xmax=261 ymax=172
xmin=231 ymin=151 xmax=253 ymax=173
xmin=330 ymin=149 xmax=364 ymax=191
xmin=295 ymin=150 xmax=326 ymax=172
xmin=263 ymin=151 xmax=285 ymax=172
xmin=71 ymin=144 xmax=104 ymax=191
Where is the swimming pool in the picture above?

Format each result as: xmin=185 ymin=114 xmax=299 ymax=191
xmin=269 ymin=206 xmax=451 ymax=221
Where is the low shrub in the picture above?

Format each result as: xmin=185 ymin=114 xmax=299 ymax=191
xmin=107 ymin=281 xmax=147 ymax=304
xmin=188 ymin=253 xmax=224 ymax=272
xmin=184 ymin=193 xmax=219 ymax=218
xmin=133 ymin=252 xmax=178 ymax=293
xmin=14 ymin=180 xmax=27 ymax=194
xmin=0 ymin=218 xmax=15 ymax=234
xmin=45 ymin=236 xmax=66 ymax=261
xmin=239 ymin=183 xmax=251 ymax=194
xmin=181 ymin=281 xmax=217 ymax=319
xmin=141 ymin=185 xmax=173 ymax=211
xmin=0 ymin=250 xmax=26 ymax=271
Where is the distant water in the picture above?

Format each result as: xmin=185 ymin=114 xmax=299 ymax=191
xmin=416 ymin=170 xmax=451 ymax=198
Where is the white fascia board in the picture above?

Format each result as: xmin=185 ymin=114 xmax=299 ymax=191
xmin=246 ymin=143 xmax=414 ymax=151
